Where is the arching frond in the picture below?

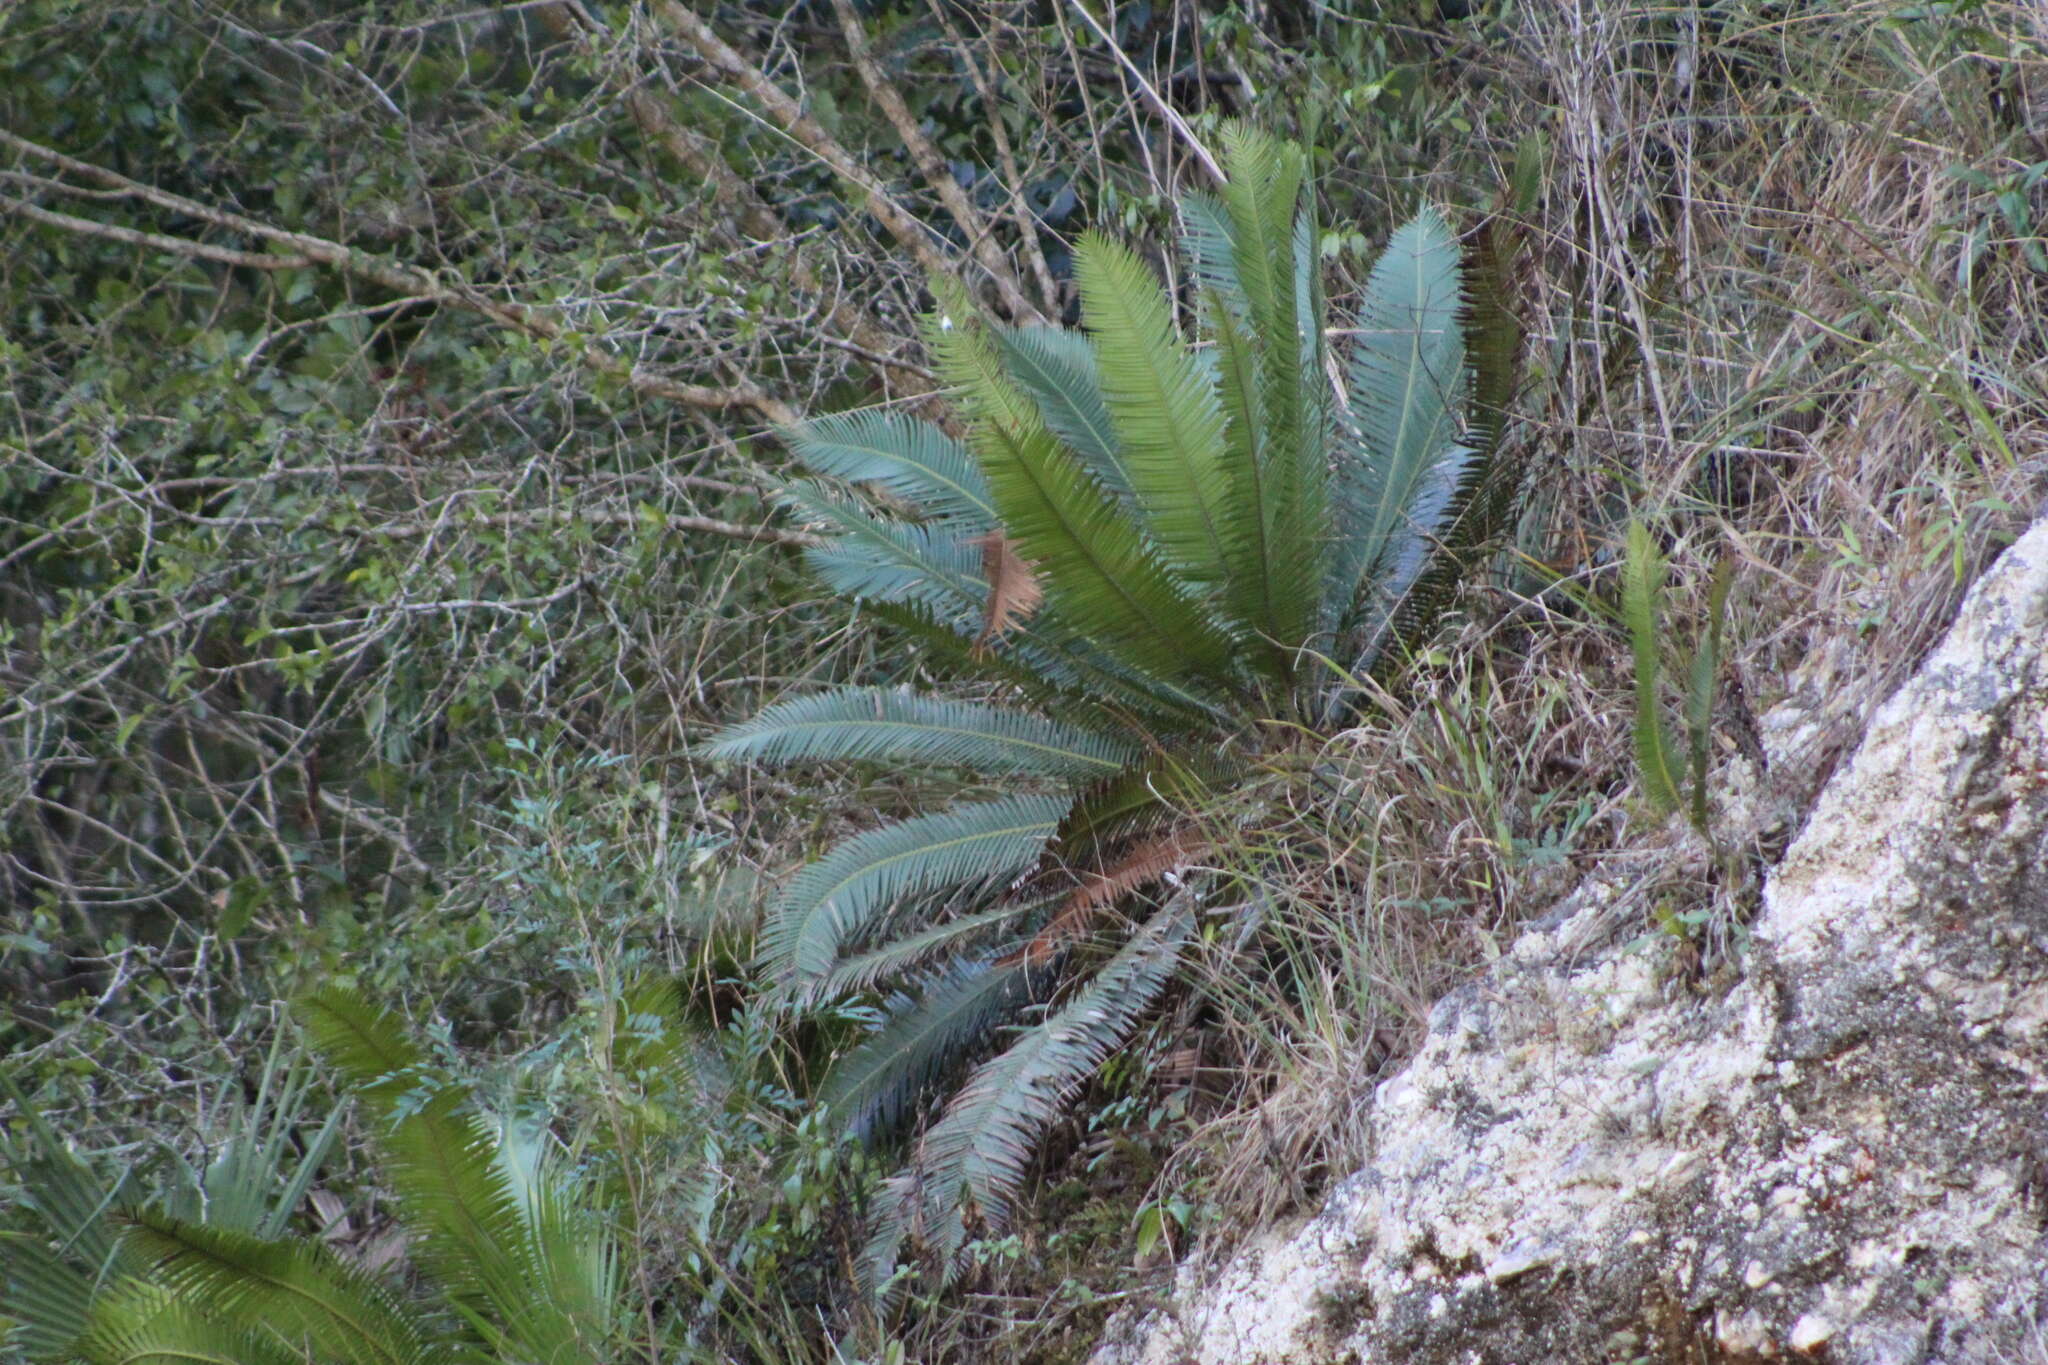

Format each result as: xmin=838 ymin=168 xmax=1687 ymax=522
xmin=761 ymin=794 xmax=1069 ymax=987
xmin=1326 ymin=208 xmax=1468 ymax=634
xmin=75 ymin=1290 xmax=322 ymax=1365
xmin=0 ymin=1236 xmax=99 ymax=1361
xmin=864 ymin=903 xmax=1192 ymax=1289
xmin=782 ymin=482 xmax=985 ymax=626
xmin=817 ymin=959 xmax=1032 ymax=1144
xmin=808 ymin=903 xmax=1034 ymax=1002
xmin=787 ymin=409 xmax=996 ymax=527
xmin=703 ymin=687 xmax=1138 ymax=778
xmin=993 ymin=325 xmax=1131 ymax=502
xmin=118 ymin=1212 xmax=438 ymax=1365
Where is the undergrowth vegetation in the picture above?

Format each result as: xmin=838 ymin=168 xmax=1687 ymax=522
xmin=4 ymin=0 xmax=2045 ymax=1361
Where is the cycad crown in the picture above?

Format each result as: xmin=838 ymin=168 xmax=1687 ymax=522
xmin=706 ymin=124 xmax=1519 ymax=1292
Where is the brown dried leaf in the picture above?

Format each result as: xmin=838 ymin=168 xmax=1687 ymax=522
xmin=969 ymin=530 xmax=1044 ymax=656
xmin=1009 ymin=833 xmax=1197 ymax=966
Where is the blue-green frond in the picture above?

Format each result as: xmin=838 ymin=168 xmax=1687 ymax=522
xmin=761 ymin=794 xmax=1069 ymax=986
xmin=818 ymin=959 xmax=1032 ymax=1145
xmin=701 ymin=687 xmax=1139 ymax=777
xmin=868 ymin=902 xmax=1192 ymax=1288
xmin=782 ymin=482 xmax=985 ymax=625
xmin=786 ymin=409 xmax=996 ymax=527
xmin=1326 ymin=208 xmax=1468 ymax=632
xmin=993 ymin=325 xmax=1132 ymax=502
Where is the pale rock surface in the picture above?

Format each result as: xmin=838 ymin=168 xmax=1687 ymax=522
xmin=1092 ymin=517 xmax=2048 ymax=1364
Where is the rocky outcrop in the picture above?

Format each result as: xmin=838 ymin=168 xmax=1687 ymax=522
xmin=1093 ymin=517 xmax=2048 ymax=1365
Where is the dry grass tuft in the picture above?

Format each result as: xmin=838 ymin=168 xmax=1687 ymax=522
xmin=1181 ymin=0 xmax=2048 ymax=1229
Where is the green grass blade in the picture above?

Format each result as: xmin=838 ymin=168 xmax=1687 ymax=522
xmin=1624 ymin=521 xmax=1684 ymax=815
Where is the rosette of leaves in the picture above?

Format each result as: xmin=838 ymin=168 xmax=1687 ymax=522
xmin=706 ymin=124 xmax=1520 ymax=1292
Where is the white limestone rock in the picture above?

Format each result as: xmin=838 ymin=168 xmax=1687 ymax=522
xmin=1093 ymin=517 xmax=2048 ymax=1365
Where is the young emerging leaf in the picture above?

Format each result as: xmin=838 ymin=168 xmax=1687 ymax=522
xmin=1624 ymin=520 xmax=1685 ymax=815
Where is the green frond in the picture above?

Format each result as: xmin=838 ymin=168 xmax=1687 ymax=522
xmin=1073 ymin=231 xmax=1238 ymax=596
xmin=75 ymin=1289 xmax=316 ymax=1365
xmin=1217 ymin=123 xmax=1307 ymax=359
xmin=483 ymin=1122 xmax=620 ymax=1356
xmin=1326 ymin=208 xmax=1469 ymax=637
xmin=935 ymin=315 xmax=1241 ymax=686
xmin=118 ymin=1211 xmax=437 ymax=1365
xmin=817 ymin=960 xmax=1032 ymax=1145
xmin=993 ymin=325 xmax=1131 ymax=502
xmin=1276 ymin=198 xmax=1333 ymax=618
xmin=296 ymin=990 xmax=607 ymax=1364
xmin=1208 ymin=298 xmax=1286 ymax=667
xmin=866 ymin=904 xmax=1192 ymax=1288
xmin=761 ymin=794 xmax=1069 ymax=987
xmin=786 ymin=409 xmax=996 ymax=527
xmin=1181 ymin=129 xmax=1327 ymax=655
xmin=702 ymin=687 xmax=1138 ymax=778
xmin=782 ymin=482 xmax=985 ymax=626
xmin=0 ymin=1234 xmax=98 ymax=1361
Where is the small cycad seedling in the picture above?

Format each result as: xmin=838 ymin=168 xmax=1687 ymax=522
xmin=706 ymin=124 xmax=1521 ymax=1293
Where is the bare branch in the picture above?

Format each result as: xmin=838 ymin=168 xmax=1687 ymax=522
xmin=536 ymin=2 xmax=937 ymax=399
xmin=1061 ymin=0 xmax=1224 ymax=187
xmin=655 ymin=1 xmax=1022 ymax=319
xmin=0 ymin=128 xmax=801 ymax=425
xmin=0 ymin=194 xmax=312 ymax=270
xmin=829 ymin=0 xmax=1044 ymax=325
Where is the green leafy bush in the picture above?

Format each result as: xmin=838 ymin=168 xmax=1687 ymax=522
xmin=707 ymin=125 xmax=1522 ymax=1291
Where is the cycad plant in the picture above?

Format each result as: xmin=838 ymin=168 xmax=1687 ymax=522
xmin=707 ymin=125 xmax=1520 ymax=1291
xmin=0 ymin=988 xmax=624 ymax=1365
